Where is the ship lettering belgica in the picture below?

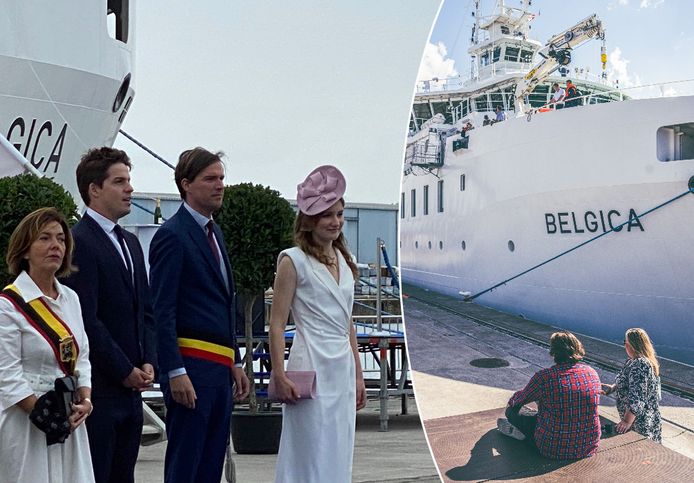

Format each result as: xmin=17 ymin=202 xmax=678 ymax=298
xmin=400 ymin=0 xmax=694 ymax=364
xmin=0 ymin=1 xmax=134 ymax=198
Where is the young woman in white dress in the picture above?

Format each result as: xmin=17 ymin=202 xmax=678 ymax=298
xmin=269 ymin=165 xmax=366 ymax=483
xmin=0 ymin=208 xmax=94 ymax=483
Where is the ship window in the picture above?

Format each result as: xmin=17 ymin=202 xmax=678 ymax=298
xmin=480 ymin=51 xmax=490 ymax=67
xmin=504 ymin=47 xmax=520 ymax=62
xmin=400 ymin=192 xmax=405 ymax=219
xmin=501 ymin=26 xmax=510 ymax=35
xmin=492 ymin=47 xmax=501 ymax=63
xmin=490 ymin=92 xmax=504 ymax=110
xmin=461 ymin=241 xmax=466 ymax=251
xmin=474 ymin=96 xmax=489 ymax=111
xmin=460 ymin=174 xmax=466 ymax=191
xmin=423 ymin=185 xmax=429 ymax=215
xmin=508 ymin=240 xmax=515 ymax=252
xmin=415 ymin=241 xmax=419 ymax=249
xmin=428 ymin=241 xmax=432 ymax=250
xmin=411 ymin=189 xmax=416 ymax=217
xmin=439 ymin=241 xmax=443 ymax=250
xmin=520 ymin=50 xmax=534 ymax=63
xmin=107 ymin=0 xmax=130 ymax=43
xmin=657 ymin=123 xmax=694 ymax=162
xmin=437 ymin=180 xmax=444 ymax=213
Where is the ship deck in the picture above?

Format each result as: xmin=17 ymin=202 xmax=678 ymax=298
xmin=403 ymin=283 xmax=694 ymax=482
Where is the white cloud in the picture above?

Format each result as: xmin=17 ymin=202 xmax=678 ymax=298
xmin=639 ymin=0 xmax=665 ymax=8
xmin=608 ymin=0 xmax=665 ymax=9
xmin=607 ymin=0 xmax=629 ymax=9
xmin=417 ymin=41 xmax=458 ymax=81
xmin=606 ymin=46 xmax=641 ymax=89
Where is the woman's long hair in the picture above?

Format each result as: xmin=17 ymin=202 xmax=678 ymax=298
xmin=294 ymin=199 xmax=358 ymax=278
xmin=626 ymin=328 xmax=660 ymax=377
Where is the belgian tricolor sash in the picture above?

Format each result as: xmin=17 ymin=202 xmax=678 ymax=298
xmin=177 ymin=333 xmax=235 ymax=368
xmin=1 ymin=284 xmax=79 ymax=375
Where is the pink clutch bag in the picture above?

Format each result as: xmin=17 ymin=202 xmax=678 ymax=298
xmin=268 ymin=371 xmax=316 ymax=401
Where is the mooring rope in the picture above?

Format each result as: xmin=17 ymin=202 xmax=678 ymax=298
xmin=467 ymin=180 xmax=694 ymax=301
xmin=118 ymin=129 xmax=175 ymax=170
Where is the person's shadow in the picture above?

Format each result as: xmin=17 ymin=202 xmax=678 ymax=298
xmin=445 ymin=429 xmax=570 ymax=481
xmin=444 ymin=417 xmax=619 ymax=482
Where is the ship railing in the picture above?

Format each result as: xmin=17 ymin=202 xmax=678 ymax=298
xmin=472 ymin=61 xmax=534 ymax=85
xmin=526 ymin=78 xmax=694 ymax=118
xmin=600 ymin=78 xmax=694 ymax=100
xmin=404 ymin=140 xmax=443 ymax=168
xmin=415 ymin=65 xmax=620 ymax=96
xmin=415 ymin=61 xmax=532 ymax=94
xmin=450 ymin=93 xmax=516 ymax=124
xmin=416 ymin=60 xmax=533 ymax=94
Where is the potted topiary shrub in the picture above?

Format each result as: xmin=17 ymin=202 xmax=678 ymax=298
xmin=0 ymin=174 xmax=78 ymax=286
xmin=216 ymin=182 xmax=295 ymax=454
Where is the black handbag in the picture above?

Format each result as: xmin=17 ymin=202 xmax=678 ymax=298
xmin=29 ymin=375 xmax=78 ymax=445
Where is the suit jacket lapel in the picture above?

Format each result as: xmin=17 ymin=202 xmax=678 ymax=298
xmin=82 ymin=214 xmax=133 ymax=294
xmin=178 ymin=206 xmax=229 ymax=293
xmin=306 ymin=252 xmax=351 ymax=320
xmin=214 ymin=224 xmax=235 ymax=296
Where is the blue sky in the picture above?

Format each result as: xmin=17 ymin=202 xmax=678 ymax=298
xmin=420 ymin=0 xmax=694 ymax=97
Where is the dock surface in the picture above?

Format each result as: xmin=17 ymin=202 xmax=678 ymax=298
xmin=403 ymin=283 xmax=694 ymax=481
xmin=135 ymin=397 xmax=439 ymax=482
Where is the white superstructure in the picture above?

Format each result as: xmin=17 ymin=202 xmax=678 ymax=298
xmin=0 ymin=0 xmax=135 ymax=197
xmin=401 ymin=1 xmax=694 ymax=364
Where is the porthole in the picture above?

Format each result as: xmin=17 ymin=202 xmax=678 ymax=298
xmin=415 ymin=241 xmax=419 ymax=249
xmin=113 ymin=73 xmax=131 ymax=112
xmin=461 ymin=240 xmax=466 ymax=251
xmin=428 ymin=241 xmax=432 ymax=250
xmin=439 ymin=241 xmax=443 ymax=250
xmin=508 ymin=240 xmax=515 ymax=252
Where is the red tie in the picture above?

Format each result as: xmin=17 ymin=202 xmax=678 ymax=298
xmin=206 ymin=221 xmax=220 ymax=263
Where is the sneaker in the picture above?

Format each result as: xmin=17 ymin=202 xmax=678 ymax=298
xmin=497 ymin=418 xmax=526 ymax=441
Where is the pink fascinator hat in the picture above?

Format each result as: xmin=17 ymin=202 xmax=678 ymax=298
xmin=296 ymin=165 xmax=346 ymax=215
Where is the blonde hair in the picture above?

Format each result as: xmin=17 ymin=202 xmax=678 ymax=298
xmin=294 ymin=198 xmax=357 ymax=278
xmin=625 ymin=328 xmax=660 ymax=377
xmin=6 ymin=207 xmax=75 ymax=278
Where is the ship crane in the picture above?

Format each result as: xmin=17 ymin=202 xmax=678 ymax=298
xmin=513 ymin=14 xmax=605 ymax=114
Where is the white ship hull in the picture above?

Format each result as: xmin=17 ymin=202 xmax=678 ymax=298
xmin=0 ymin=1 xmax=134 ymax=199
xmin=401 ymin=96 xmax=694 ymax=363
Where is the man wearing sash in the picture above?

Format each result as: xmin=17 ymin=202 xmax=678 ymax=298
xmin=149 ymin=147 xmax=250 ymax=483
xmin=63 ymin=148 xmax=156 ymax=483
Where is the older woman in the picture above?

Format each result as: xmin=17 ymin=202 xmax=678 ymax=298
xmin=498 ymin=331 xmax=602 ymax=459
xmin=269 ymin=165 xmax=366 ymax=483
xmin=602 ymin=328 xmax=662 ymax=442
xmin=0 ymin=208 xmax=94 ymax=482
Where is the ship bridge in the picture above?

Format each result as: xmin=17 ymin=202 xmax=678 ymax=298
xmin=410 ymin=1 xmax=625 ymax=131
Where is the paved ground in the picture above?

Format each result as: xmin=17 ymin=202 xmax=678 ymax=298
xmin=134 ymin=397 xmax=440 ymax=482
xmin=402 ymin=290 xmax=694 ymax=480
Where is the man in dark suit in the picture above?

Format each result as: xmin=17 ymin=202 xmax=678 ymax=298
xmin=149 ymin=147 xmax=250 ymax=483
xmin=63 ymin=147 xmax=156 ymax=483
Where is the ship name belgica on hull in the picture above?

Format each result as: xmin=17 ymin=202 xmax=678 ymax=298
xmin=6 ymin=117 xmax=68 ymax=174
xmin=401 ymin=2 xmax=694 ymax=364
xmin=544 ymin=209 xmax=644 ymax=235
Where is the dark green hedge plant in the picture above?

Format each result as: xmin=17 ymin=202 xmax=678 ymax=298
xmin=216 ymin=182 xmax=295 ymax=412
xmin=0 ymin=174 xmax=78 ymax=286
